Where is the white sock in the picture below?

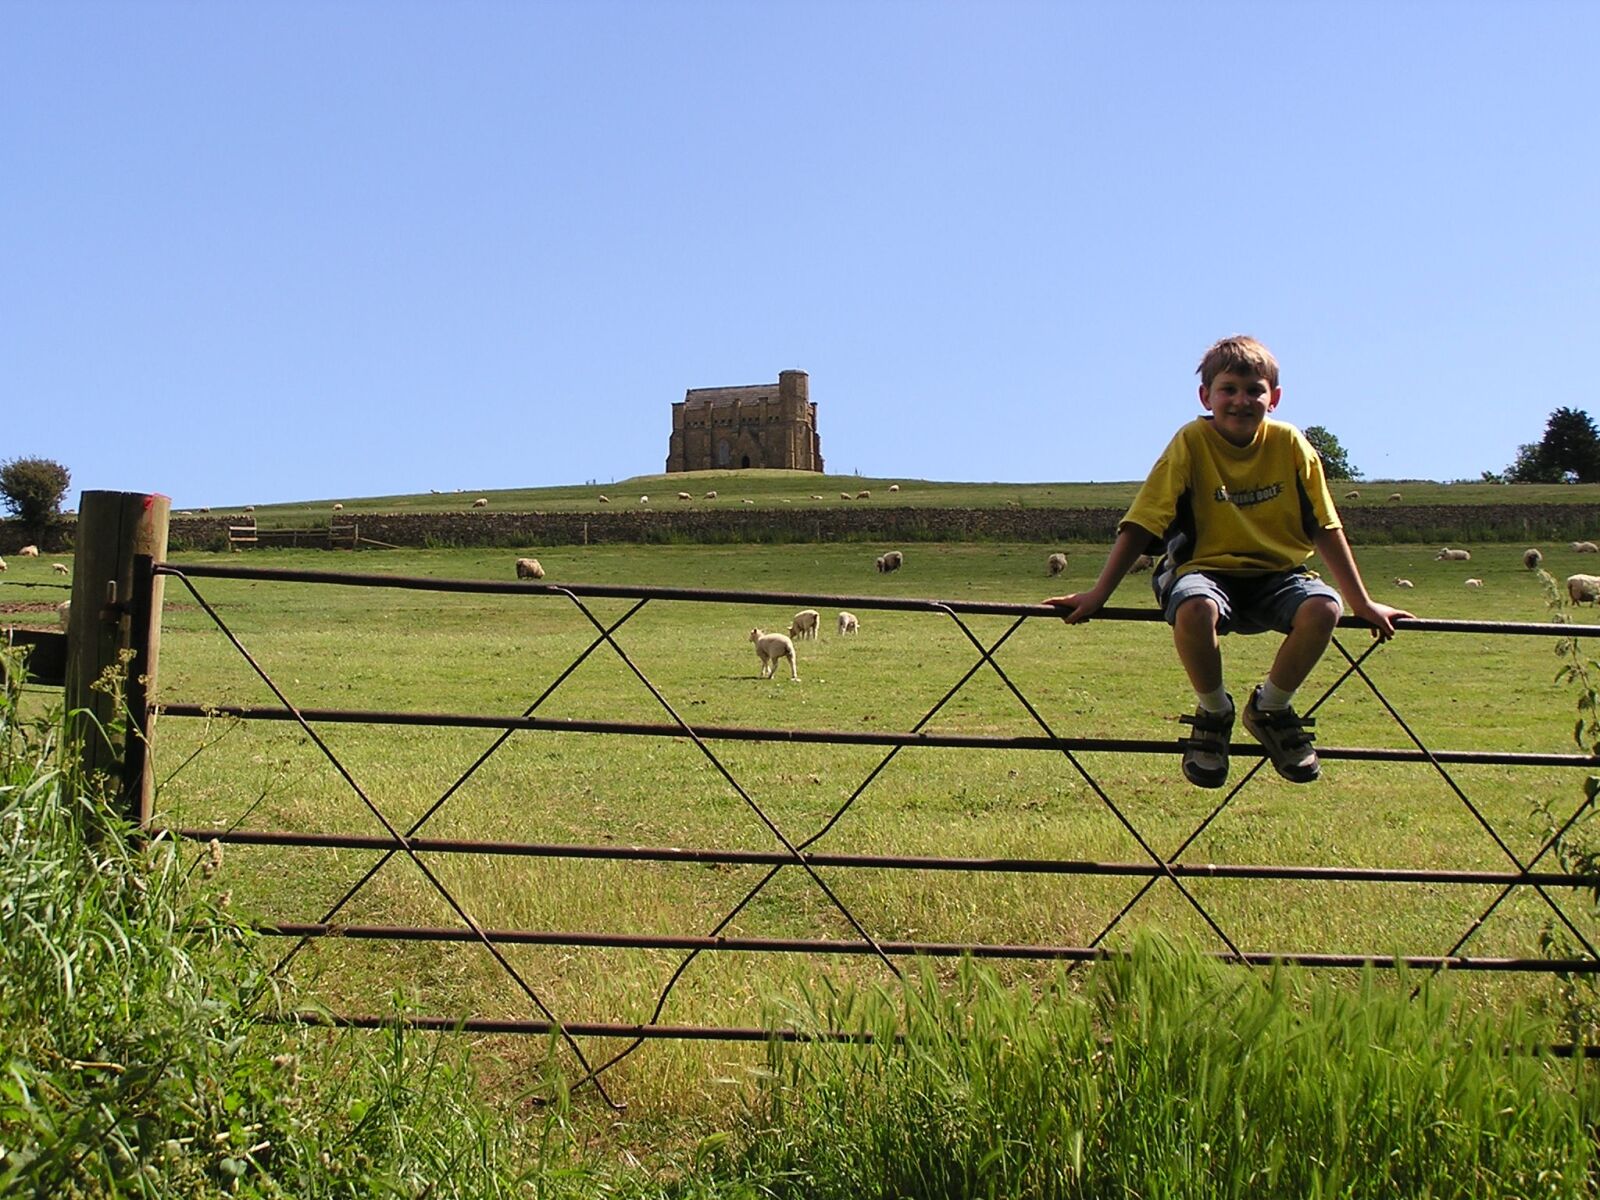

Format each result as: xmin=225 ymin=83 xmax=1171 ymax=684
xmin=1256 ymin=680 xmax=1294 ymax=711
xmin=1197 ymin=686 xmax=1232 ymax=715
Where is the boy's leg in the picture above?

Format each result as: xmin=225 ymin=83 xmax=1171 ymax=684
xmin=1244 ymin=590 xmax=1341 ymax=784
xmin=1264 ymin=595 xmax=1341 ymax=694
xmin=1171 ymin=594 xmax=1234 ymax=787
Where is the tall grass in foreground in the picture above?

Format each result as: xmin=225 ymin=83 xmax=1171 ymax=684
xmin=0 ymin=655 xmax=577 ymax=1198
xmin=734 ymin=945 xmax=1600 ymax=1199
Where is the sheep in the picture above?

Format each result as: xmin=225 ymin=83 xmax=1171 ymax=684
xmin=56 ymin=599 xmax=71 ymax=626
xmin=515 ymin=557 xmax=545 ymax=580
xmin=742 ymin=498 xmax=755 ymax=505
xmin=1387 ymin=492 xmax=1403 ymax=502
xmin=332 ymin=502 xmax=344 ymax=511
xmin=704 ymin=490 xmax=718 ymax=500
xmin=1435 ymin=547 xmax=1472 ymax=561
xmin=809 ymin=494 xmax=824 ymax=500
xmin=876 ymin=549 xmax=904 ymax=573
xmin=1393 ymin=577 xmax=1415 ymax=588
xmin=750 ymin=628 xmax=798 ymax=680
xmin=1572 ymin=541 xmax=1599 ymax=553
xmin=1464 ymin=578 xmax=1485 ymax=588
xmin=888 ymin=484 xmax=900 ymax=492
xmin=856 ymin=490 xmax=872 ymax=500
xmin=51 ymin=562 xmax=69 ymax=575
xmin=0 ymin=557 xmax=6 ymax=571
xmin=598 ymin=494 xmax=610 ymax=503
xmin=788 ymin=609 xmax=821 ymax=640
xmin=639 ymin=496 xmax=649 ymax=505
xmin=1568 ymin=574 xmax=1600 ymax=605
xmin=244 ymin=504 xmax=255 ymax=512
xmin=837 ymin=611 xmax=859 ymax=635
xmin=1128 ymin=554 xmax=1155 ymax=574
xmin=677 ymin=491 xmax=692 ymax=501
xmin=1046 ymin=552 xmax=1069 ymax=577
xmin=473 ymin=497 xmax=488 ymax=508
xmin=18 ymin=545 xmax=39 ymax=557
xmin=1524 ymin=548 xmax=1543 ymax=570
xmin=840 ymin=492 xmax=852 ymax=500
xmin=1343 ymin=489 xmax=1361 ymax=500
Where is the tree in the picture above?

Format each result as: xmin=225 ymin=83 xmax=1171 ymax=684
xmin=0 ymin=457 xmax=72 ymax=526
xmin=1303 ymin=426 xmax=1361 ymax=481
xmin=1506 ymin=408 xmax=1600 ymax=483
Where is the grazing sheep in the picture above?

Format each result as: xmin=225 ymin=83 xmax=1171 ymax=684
xmin=1393 ymin=577 xmax=1415 ymax=588
xmin=1572 ymin=541 xmax=1598 ymax=553
xmin=333 ymin=502 xmax=344 ymax=511
xmin=598 ymin=494 xmax=610 ymax=503
xmin=56 ymin=600 xmax=71 ymax=626
xmin=1464 ymin=578 xmax=1485 ymax=588
xmin=677 ymin=491 xmax=692 ymax=501
xmin=639 ymin=496 xmax=649 ymax=505
xmin=1047 ymin=552 xmax=1069 ymax=576
xmin=515 ymin=557 xmax=545 ymax=580
xmin=1524 ymin=548 xmax=1543 ymax=570
xmin=1568 ymin=574 xmax=1600 ymax=605
xmin=19 ymin=546 xmax=39 ymax=557
xmin=742 ymin=498 xmax=754 ymax=505
xmin=0 ymin=557 xmax=6 ymax=571
xmin=789 ymin=609 xmax=821 ymax=640
xmin=244 ymin=504 xmax=255 ymax=512
xmin=888 ymin=484 xmax=900 ymax=492
xmin=750 ymin=628 xmax=798 ymax=680
xmin=51 ymin=562 xmax=68 ymax=575
xmin=856 ymin=490 xmax=871 ymax=500
xmin=1387 ymin=492 xmax=1403 ymax=502
xmin=1435 ymin=547 xmax=1472 ymax=562
xmin=473 ymin=497 xmax=489 ymax=508
xmin=837 ymin=611 xmax=859 ymax=635
xmin=876 ymin=549 xmax=904 ymax=573
xmin=840 ymin=492 xmax=852 ymax=500
xmin=1128 ymin=554 xmax=1155 ymax=574
xmin=704 ymin=490 xmax=718 ymax=500
xmin=809 ymin=494 xmax=824 ymax=500
xmin=1343 ymin=489 xmax=1361 ymax=500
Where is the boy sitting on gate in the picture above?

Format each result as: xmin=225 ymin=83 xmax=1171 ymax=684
xmin=1045 ymin=335 xmax=1411 ymax=788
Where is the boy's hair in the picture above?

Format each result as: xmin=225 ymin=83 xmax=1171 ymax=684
xmin=1196 ymin=335 xmax=1280 ymax=389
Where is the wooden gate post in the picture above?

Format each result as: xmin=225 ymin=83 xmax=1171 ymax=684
xmin=65 ymin=490 xmax=170 ymax=825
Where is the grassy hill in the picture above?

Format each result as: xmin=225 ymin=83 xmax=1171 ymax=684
xmin=214 ymin=471 xmax=1599 ymax=527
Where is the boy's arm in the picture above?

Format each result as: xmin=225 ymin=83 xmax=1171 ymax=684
xmin=1045 ymin=525 xmax=1154 ymax=623
xmin=1312 ymin=527 xmax=1413 ymax=640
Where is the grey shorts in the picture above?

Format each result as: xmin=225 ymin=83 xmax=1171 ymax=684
xmin=1159 ymin=568 xmax=1342 ymax=636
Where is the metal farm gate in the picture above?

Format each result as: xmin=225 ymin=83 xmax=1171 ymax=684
xmin=39 ymin=494 xmax=1600 ymax=1107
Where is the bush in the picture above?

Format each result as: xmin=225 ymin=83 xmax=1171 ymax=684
xmin=0 ymin=457 xmax=71 ymax=527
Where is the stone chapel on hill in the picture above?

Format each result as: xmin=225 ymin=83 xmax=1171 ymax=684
xmin=666 ymin=369 xmax=824 ymax=473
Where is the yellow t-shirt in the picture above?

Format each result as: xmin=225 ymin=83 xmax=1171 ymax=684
xmin=1122 ymin=416 xmax=1341 ymax=577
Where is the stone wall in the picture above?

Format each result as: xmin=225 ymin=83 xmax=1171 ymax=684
xmin=133 ymin=502 xmax=1600 ymax=551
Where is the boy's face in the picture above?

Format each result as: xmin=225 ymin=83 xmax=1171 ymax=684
xmin=1199 ymin=370 xmax=1281 ymax=448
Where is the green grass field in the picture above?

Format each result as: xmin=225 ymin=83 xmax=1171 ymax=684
xmin=54 ymin=532 xmax=1579 ymax=1132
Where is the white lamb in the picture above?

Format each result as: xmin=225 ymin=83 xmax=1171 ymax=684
xmin=1435 ymin=547 xmax=1472 ymax=562
xmin=598 ymin=494 xmax=610 ymax=503
xmin=749 ymin=628 xmax=798 ymax=680
xmin=809 ymin=494 xmax=824 ymax=500
xmin=704 ymin=490 xmax=718 ymax=500
xmin=856 ymin=490 xmax=871 ymax=500
xmin=1393 ymin=577 xmax=1415 ymax=588
xmin=52 ymin=562 xmax=68 ymax=575
xmin=19 ymin=545 xmax=39 ymax=557
xmin=788 ymin=609 xmax=820 ymax=640
xmin=333 ymin=502 xmax=344 ymax=511
xmin=677 ymin=491 xmax=692 ymax=501
xmin=639 ymin=496 xmax=649 ymax=505
xmin=876 ymin=549 xmax=904 ymax=573
xmin=1343 ymin=489 xmax=1360 ymax=500
xmin=837 ymin=611 xmax=859 ymax=635
xmin=1568 ymin=574 xmax=1600 ymax=605
xmin=0 ymin=557 xmax=6 ymax=572
xmin=1388 ymin=492 xmax=1403 ymax=502
xmin=888 ymin=484 xmax=900 ymax=492
xmin=515 ymin=557 xmax=545 ymax=580
xmin=1046 ymin=552 xmax=1068 ymax=577
xmin=472 ymin=497 xmax=488 ymax=508
xmin=840 ymin=492 xmax=852 ymax=500
xmin=1464 ymin=578 xmax=1485 ymax=588
xmin=1523 ymin=548 xmax=1543 ymax=570
xmin=1572 ymin=541 xmax=1598 ymax=553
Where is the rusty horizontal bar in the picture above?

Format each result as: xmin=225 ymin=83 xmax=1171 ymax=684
xmin=259 ymin=921 xmax=1600 ymax=972
xmin=155 ymin=703 xmax=1599 ymax=768
xmin=166 ymin=826 xmax=1600 ymax=888
xmin=153 ymin=561 xmax=1591 ymax=636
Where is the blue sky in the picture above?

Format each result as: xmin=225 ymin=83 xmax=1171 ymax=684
xmin=5 ymin=0 xmax=1596 ymax=509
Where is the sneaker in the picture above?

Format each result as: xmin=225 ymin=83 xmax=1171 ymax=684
xmin=1241 ymin=687 xmax=1320 ymax=783
xmin=1178 ymin=698 xmax=1234 ymax=789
